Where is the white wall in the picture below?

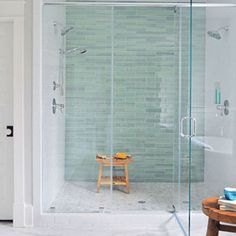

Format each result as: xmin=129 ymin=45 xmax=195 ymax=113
xmin=42 ymin=5 xmax=65 ymax=211
xmin=204 ymin=5 xmax=236 ymax=194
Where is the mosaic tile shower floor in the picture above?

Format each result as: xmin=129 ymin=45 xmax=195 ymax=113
xmin=48 ymin=182 xmax=212 ymax=213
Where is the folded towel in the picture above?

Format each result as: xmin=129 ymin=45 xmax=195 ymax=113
xmin=96 ymin=154 xmax=108 ymax=160
xmin=220 ymin=205 xmax=236 ymax=212
xmin=218 ymin=197 xmax=236 ymax=210
xmin=114 ymin=152 xmax=132 ymax=159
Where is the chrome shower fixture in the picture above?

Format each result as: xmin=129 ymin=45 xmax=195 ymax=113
xmin=80 ymin=49 xmax=87 ymax=54
xmin=207 ymin=26 xmax=229 ymax=40
xmin=53 ymin=22 xmax=74 ymax=36
xmin=216 ymin=100 xmax=229 ymax=116
xmin=52 ymin=98 xmax=64 ymax=114
xmin=61 ymin=26 xmax=74 ymax=36
xmin=53 ymin=81 xmax=61 ymax=91
xmin=53 ymin=21 xmax=58 ymax=34
xmin=208 ymin=31 xmax=221 ymax=40
xmin=59 ymin=48 xmax=87 ymax=56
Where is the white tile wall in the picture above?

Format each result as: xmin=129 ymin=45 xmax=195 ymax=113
xmin=204 ymin=6 xmax=236 ymax=195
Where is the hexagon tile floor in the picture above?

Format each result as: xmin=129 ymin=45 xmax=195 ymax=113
xmin=47 ymin=181 xmax=213 ymax=213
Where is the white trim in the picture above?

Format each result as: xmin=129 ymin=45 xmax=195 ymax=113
xmin=12 ymin=17 xmax=33 ymax=227
xmin=33 ymin=0 xmax=43 ymax=225
xmin=13 ymin=17 xmax=25 ymax=227
xmin=43 ymin=1 xmax=236 ymax=7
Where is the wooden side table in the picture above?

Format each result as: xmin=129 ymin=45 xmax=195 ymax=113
xmin=202 ymin=197 xmax=236 ymax=236
xmin=96 ymin=156 xmax=133 ymax=193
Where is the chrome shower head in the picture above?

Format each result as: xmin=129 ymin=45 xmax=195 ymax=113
xmin=207 ymin=26 xmax=229 ymax=40
xmin=61 ymin=48 xmax=87 ymax=56
xmin=61 ymin=26 xmax=74 ymax=36
xmin=80 ymin=49 xmax=87 ymax=54
xmin=207 ymin=30 xmax=221 ymax=40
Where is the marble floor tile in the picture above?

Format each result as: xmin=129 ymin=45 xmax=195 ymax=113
xmin=47 ymin=181 xmax=213 ymax=213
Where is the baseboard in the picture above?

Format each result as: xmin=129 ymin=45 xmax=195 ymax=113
xmin=25 ymin=204 xmax=33 ymax=227
xmin=13 ymin=203 xmax=33 ymax=227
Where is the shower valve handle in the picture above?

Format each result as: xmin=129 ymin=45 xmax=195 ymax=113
xmin=52 ymin=98 xmax=64 ymax=114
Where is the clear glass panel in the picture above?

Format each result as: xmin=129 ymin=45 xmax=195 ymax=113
xmin=171 ymin=5 xmax=192 ymax=235
xmin=64 ymin=5 xmax=114 ymax=213
xmin=42 ymin=5 xmax=113 ymax=213
xmin=42 ymin=5 xmax=67 ymax=213
xmin=191 ymin=2 xmax=236 ymax=235
xmin=111 ymin=5 xmax=188 ymax=213
xmin=42 ymin=2 xmax=193 ymax=234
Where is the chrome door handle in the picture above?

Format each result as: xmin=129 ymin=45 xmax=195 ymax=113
xmin=180 ymin=117 xmax=197 ymax=138
xmin=180 ymin=117 xmax=189 ymax=137
xmin=192 ymin=117 xmax=196 ymax=137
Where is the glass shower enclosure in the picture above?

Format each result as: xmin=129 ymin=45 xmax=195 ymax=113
xmin=42 ymin=1 xmax=194 ymax=235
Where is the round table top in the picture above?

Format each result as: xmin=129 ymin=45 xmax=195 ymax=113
xmin=202 ymin=197 xmax=236 ymax=224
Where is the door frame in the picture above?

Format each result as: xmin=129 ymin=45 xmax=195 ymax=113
xmin=0 ymin=1 xmax=31 ymax=227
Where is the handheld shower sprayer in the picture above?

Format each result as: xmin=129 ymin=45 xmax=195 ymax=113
xmin=59 ymin=48 xmax=87 ymax=56
xmin=61 ymin=26 xmax=74 ymax=36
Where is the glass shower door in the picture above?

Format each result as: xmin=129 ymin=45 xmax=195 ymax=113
xmin=112 ymin=5 xmax=182 ymax=213
xmin=111 ymin=3 xmax=193 ymax=234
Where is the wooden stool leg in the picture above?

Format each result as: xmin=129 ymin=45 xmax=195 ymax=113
xmin=97 ymin=164 xmax=103 ymax=193
xmin=124 ymin=164 xmax=130 ymax=193
xmin=206 ymin=218 xmax=219 ymax=236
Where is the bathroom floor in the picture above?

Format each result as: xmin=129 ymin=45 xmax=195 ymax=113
xmin=48 ymin=181 xmax=213 ymax=213
xmin=0 ymin=214 xmax=233 ymax=236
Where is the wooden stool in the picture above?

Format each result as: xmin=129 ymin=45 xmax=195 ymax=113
xmin=96 ymin=156 xmax=133 ymax=193
xmin=202 ymin=197 xmax=236 ymax=236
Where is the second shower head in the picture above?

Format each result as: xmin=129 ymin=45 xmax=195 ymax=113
xmin=207 ymin=30 xmax=221 ymax=40
xmin=207 ymin=26 xmax=229 ymax=40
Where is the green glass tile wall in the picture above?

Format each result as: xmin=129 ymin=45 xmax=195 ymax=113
xmin=65 ymin=7 xmax=205 ymax=182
